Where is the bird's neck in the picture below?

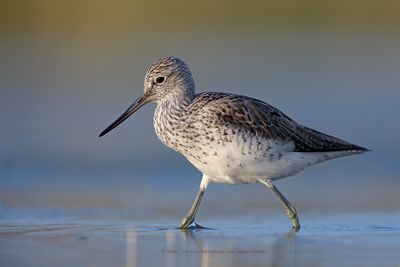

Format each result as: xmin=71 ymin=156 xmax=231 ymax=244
xmin=155 ymin=94 xmax=192 ymax=124
xmin=158 ymin=86 xmax=194 ymax=110
xmin=153 ymin=87 xmax=194 ymax=152
xmin=153 ymin=91 xmax=192 ymax=152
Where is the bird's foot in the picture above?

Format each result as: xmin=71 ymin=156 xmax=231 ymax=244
xmin=179 ymin=216 xmax=195 ymax=229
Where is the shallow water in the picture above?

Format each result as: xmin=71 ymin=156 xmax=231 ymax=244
xmin=1 ymin=172 xmax=400 ymax=267
xmin=1 ymin=213 xmax=399 ymax=267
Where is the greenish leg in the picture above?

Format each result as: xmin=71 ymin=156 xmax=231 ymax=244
xmin=179 ymin=188 xmax=205 ymax=229
xmin=259 ymin=179 xmax=301 ymax=231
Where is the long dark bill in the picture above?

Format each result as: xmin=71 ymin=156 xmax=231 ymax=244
xmin=99 ymin=95 xmax=149 ymax=137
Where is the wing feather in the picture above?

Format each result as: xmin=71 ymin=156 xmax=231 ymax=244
xmin=190 ymin=92 xmax=367 ymax=152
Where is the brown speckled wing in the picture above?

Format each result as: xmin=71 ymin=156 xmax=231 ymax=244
xmin=190 ymin=92 xmax=367 ymax=152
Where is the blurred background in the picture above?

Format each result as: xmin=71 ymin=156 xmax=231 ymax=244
xmin=0 ymin=0 xmax=399 ymax=222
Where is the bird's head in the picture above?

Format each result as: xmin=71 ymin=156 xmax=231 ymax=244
xmin=99 ymin=56 xmax=195 ymax=137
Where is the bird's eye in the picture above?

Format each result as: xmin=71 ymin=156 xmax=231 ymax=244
xmin=155 ymin=76 xmax=165 ymax=84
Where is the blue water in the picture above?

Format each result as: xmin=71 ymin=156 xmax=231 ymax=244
xmin=1 ymin=212 xmax=399 ymax=267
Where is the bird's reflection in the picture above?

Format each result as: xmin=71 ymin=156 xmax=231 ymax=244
xmin=173 ymin=227 xmax=297 ymax=267
xmin=126 ymin=228 xmax=137 ymax=267
xmin=271 ymin=231 xmax=297 ymax=267
xmin=165 ymin=229 xmax=176 ymax=267
xmin=178 ymin=227 xmax=211 ymax=267
xmin=125 ymin=225 xmax=297 ymax=267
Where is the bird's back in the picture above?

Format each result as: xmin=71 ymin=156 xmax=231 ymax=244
xmin=187 ymin=92 xmax=367 ymax=153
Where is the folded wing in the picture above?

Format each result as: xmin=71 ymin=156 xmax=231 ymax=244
xmin=191 ymin=92 xmax=367 ymax=152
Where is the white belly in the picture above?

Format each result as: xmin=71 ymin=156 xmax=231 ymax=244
xmin=184 ymin=141 xmax=354 ymax=184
